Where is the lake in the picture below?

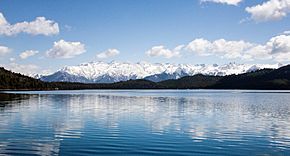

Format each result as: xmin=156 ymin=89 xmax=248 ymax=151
xmin=0 ymin=90 xmax=290 ymax=155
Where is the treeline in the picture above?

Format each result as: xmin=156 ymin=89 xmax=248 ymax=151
xmin=211 ymin=65 xmax=290 ymax=89
xmin=1 ymin=65 xmax=290 ymax=90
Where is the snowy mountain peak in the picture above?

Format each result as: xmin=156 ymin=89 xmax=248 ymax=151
xmin=40 ymin=62 xmax=284 ymax=83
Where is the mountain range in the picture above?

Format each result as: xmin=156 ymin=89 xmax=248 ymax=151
xmin=1 ymin=64 xmax=290 ymax=90
xmin=40 ymin=61 xmax=283 ymax=83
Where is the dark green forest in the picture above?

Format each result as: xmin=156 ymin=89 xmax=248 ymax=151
xmin=1 ymin=65 xmax=290 ymax=90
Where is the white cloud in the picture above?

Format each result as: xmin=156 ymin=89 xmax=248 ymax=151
xmin=267 ymin=34 xmax=290 ymax=54
xmin=19 ymin=50 xmax=39 ymax=59
xmin=186 ymin=38 xmax=256 ymax=59
xmin=1 ymin=62 xmax=52 ymax=76
xmin=0 ymin=45 xmax=10 ymax=56
xmin=185 ymin=33 xmax=290 ymax=62
xmin=9 ymin=57 xmax=15 ymax=62
xmin=146 ymin=45 xmax=183 ymax=59
xmin=46 ymin=40 xmax=86 ymax=59
xmin=243 ymin=45 xmax=272 ymax=60
xmin=266 ymin=34 xmax=290 ymax=61
xmin=174 ymin=45 xmax=185 ymax=52
xmin=273 ymin=52 xmax=290 ymax=62
xmin=185 ymin=39 xmax=213 ymax=56
xmin=96 ymin=49 xmax=120 ymax=59
xmin=0 ymin=63 xmax=40 ymax=75
xmin=246 ymin=0 xmax=290 ymax=22
xmin=0 ymin=12 xmax=59 ymax=36
xmin=283 ymin=30 xmax=290 ymax=34
xmin=201 ymin=0 xmax=243 ymax=5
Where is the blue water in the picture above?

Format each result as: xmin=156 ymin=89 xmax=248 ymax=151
xmin=0 ymin=90 xmax=290 ymax=155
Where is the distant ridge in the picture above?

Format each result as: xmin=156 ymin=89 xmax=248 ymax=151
xmin=40 ymin=61 xmax=282 ymax=83
xmin=1 ymin=64 xmax=290 ymax=90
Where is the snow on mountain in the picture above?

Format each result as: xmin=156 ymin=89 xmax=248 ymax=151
xmin=40 ymin=61 xmax=283 ymax=83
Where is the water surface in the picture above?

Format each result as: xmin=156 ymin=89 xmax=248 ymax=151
xmin=0 ymin=90 xmax=290 ymax=155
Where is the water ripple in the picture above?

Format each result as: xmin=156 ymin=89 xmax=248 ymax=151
xmin=0 ymin=90 xmax=290 ymax=155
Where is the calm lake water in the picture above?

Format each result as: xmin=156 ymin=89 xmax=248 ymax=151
xmin=0 ymin=90 xmax=290 ymax=155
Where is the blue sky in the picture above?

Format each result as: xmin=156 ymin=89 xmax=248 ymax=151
xmin=0 ymin=0 xmax=290 ymax=74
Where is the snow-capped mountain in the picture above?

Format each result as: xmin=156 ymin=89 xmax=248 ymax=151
xmin=40 ymin=61 xmax=283 ymax=83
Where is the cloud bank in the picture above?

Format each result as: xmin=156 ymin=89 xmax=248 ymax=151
xmin=186 ymin=34 xmax=290 ymax=62
xmin=143 ymin=31 xmax=290 ymax=62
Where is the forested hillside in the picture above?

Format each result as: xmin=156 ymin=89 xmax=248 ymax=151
xmin=212 ymin=65 xmax=290 ymax=89
xmin=0 ymin=67 xmax=51 ymax=90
